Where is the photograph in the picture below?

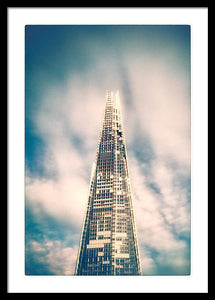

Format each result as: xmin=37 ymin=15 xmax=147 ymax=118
xmin=25 ymin=24 xmax=191 ymax=276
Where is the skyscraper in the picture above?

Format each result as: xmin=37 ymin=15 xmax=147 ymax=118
xmin=75 ymin=91 xmax=141 ymax=275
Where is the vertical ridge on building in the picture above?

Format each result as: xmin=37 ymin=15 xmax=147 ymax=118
xmin=75 ymin=91 xmax=141 ymax=275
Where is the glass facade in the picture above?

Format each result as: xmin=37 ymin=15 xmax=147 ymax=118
xmin=75 ymin=91 xmax=141 ymax=275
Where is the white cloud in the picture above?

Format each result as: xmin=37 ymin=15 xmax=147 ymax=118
xmin=129 ymin=155 xmax=190 ymax=274
xmin=123 ymin=54 xmax=190 ymax=170
xmin=140 ymin=248 xmax=157 ymax=275
xmin=26 ymin=174 xmax=88 ymax=227
xmin=29 ymin=240 xmax=78 ymax=275
xmin=152 ymin=159 xmax=190 ymax=235
xmin=26 ymin=79 xmax=105 ymax=227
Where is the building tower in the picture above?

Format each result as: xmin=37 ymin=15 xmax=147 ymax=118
xmin=75 ymin=91 xmax=141 ymax=275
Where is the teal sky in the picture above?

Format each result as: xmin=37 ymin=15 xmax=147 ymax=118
xmin=25 ymin=25 xmax=191 ymax=275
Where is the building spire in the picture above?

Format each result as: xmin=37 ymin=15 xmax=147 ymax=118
xmin=105 ymin=90 xmax=113 ymax=107
xmin=115 ymin=89 xmax=120 ymax=110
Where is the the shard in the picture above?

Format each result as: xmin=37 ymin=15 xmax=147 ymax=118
xmin=75 ymin=91 xmax=141 ymax=275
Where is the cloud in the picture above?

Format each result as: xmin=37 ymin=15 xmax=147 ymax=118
xmin=26 ymin=239 xmax=78 ymax=275
xmin=25 ymin=80 xmax=106 ymax=227
xmin=123 ymin=55 xmax=190 ymax=169
xmin=26 ymin=173 xmax=88 ymax=227
xmin=129 ymin=154 xmax=190 ymax=274
xmin=152 ymin=160 xmax=190 ymax=235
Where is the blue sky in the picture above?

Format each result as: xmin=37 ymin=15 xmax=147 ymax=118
xmin=25 ymin=25 xmax=191 ymax=275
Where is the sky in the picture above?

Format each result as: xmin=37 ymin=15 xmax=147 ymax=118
xmin=25 ymin=25 xmax=191 ymax=276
